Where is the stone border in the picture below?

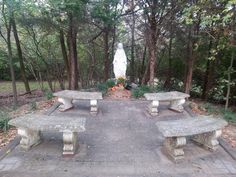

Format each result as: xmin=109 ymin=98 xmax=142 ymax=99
xmin=0 ymin=102 xmax=60 ymax=160
xmin=219 ymin=138 xmax=236 ymax=160
xmin=44 ymin=102 xmax=61 ymax=115
xmin=0 ymin=136 xmax=21 ymax=160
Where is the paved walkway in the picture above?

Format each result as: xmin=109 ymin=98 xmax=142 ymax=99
xmin=0 ymin=100 xmax=236 ymax=177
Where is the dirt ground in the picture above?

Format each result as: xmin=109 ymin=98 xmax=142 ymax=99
xmin=190 ymin=101 xmax=236 ymax=148
xmin=0 ymin=96 xmax=56 ymax=149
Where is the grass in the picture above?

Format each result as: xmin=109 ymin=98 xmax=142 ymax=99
xmin=200 ymin=102 xmax=236 ymax=123
xmin=0 ymin=81 xmax=63 ymax=94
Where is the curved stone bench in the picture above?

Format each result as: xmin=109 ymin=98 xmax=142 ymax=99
xmin=144 ymin=91 xmax=190 ymax=116
xmin=156 ymin=116 xmax=228 ymax=161
xmin=53 ymin=90 xmax=103 ymax=115
xmin=8 ymin=114 xmax=86 ymax=155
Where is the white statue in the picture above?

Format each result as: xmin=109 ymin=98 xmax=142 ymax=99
xmin=113 ymin=43 xmax=127 ymax=79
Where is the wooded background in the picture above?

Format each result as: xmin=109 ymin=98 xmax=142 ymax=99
xmin=0 ymin=0 xmax=235 ymax=107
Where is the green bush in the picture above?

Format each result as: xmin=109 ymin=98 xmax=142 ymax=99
xmin=106 ymin=79 xmax=116 ymax=88
xmin=200 ymin=103 xmax=236 ymax=123
xmin=0 ymin=111 xmax=10 ymax=132
xmin=97 ymin=83 xmax=108 ymax=94
xmin=117 ymin=77 xmax=125 ymax=85
xmin=131 ymin=85 xmax=151 ymax=98
xmin=220 ymin=109 xmax=236 ymax=123
xmin=43 ymin=89 xmax=53 ymax=100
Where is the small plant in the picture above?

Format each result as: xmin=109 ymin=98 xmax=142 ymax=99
xmin=117 ymin=77 xmax=125 ymax=85
xmin=44 ymin=89 xmax=53 ymax=100
xmin=131 ymin=85 xmax=151 ymax=98
xmin=97 ymin=83 xmax=108 ymax=94
xmin=0 ymin=110 xmax=10 ymax=132
xmin=30 ymin=101 xmax=37 ymax=111
xmin=106 ymin=79 xmax=116 ymax=88
xmin=220 ymin=108 xmax=236 ymax=123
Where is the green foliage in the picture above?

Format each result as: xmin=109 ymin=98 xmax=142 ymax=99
xmin=131 ymin=85 xmax=151 ymax=98
xmin=221 ymin=109 xmax=236 ymax=123
xmin=190 ymin=83 xmax=202 ymax=97
xmin=97 ymin=83 xmax=108 ymax=94
xmin=200 ymin=103 xmax=236 ymax=123
xmin=43 ymin=89 xmax=53 ymax=100
xmin=30 ymin=101 xmax=37 ymax=111
xmin=106 ymin=79 xmax=116 ymax=88
xmin=117 ymin=77 xmax=125 ymax=85
xmin=97 ymin=79 xmax=116 ymax=94
xmin=0 ymin=110 xmax=10 ymax=132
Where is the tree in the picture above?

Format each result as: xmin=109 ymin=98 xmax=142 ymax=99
xmin=0 ymin=0 xmax=17 ymax=106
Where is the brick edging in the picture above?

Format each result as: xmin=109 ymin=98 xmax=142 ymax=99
xmin=219 ymin=138 xmax=236 ymax=161
xmin=0 ymin=136 xmax=21 ymax=161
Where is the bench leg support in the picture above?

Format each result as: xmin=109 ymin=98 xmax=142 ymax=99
xmin=169 ymin=99 xmax=185 ymax=112
xmin=90 ymin=99 xmax=98 ymax=115
xmin=148 ymin=101 xmax=159 ymax=116
xmin=63 ymin=130 xmax=77 ymax=155
xmin=164 ymin=136 xmax=186 ymax=161
xmin=58 ymin=97 xmax=73 ymax=111
xmin=192 ymin=130 xmax=221 ymax=151
xmin=18 ymin=128 xmax=41 ymax=150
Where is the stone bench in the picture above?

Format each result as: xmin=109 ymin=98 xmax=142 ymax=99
xmin=156 ymin=116 xmax=228 ymax=162
xmin=53 ymin=90 xmax=103 ymax=114
xmin=144 ymin=91 xmax=190 ymax=116
xmin=8 ymin=114 xmax=86 ymax=155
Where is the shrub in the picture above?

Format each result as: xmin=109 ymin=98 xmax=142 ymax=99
xmin=117 ymin=77 xmax=125 ymax=85
xmin=200 ymin=103 xmax=236 ymax=123
xmin=220 ymin=108 xmax=236 ymax=123
xmin=43 ymin=89 xmax=53 ymax=100
xmin=30 ymin=101 xmax=37 ymax=110
xmin=97 ymin=83 xmax=108 ymax=94
xmin=106 ymin=79 xmax=116 ymax=88
xmin=131 ymin=85 xmax=151 ymax=98
xmin=0 ymin=111 xmax=10 ymax=132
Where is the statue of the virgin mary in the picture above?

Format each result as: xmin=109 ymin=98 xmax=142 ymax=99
xmin=113 ymin=43 xmax=127 ymax=79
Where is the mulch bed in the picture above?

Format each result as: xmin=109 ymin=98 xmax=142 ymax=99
xmin=106 ymin=86 xmax=131 ymax=100
xmin=0 ymin=98 xmax=56 ymax=150
xmin=189 ymin=101 xmax=236 ymax=149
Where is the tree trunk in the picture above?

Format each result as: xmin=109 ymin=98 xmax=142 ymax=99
xmin=7 ymin=20 xmax=17 ymax=106
xmin=130 ymin=0 xmax=135 ymax=82
xmin=141 ymin=59 xmax=150 ymax=85
xmin=148 ymin=9 xmax=157 ymax=87
xmin=11 ymin=13 xmax=30 ymax=93
xmin=139 ymin=46 xmax=146 ymax=83
xmin=164 ymin=30 xmax=173 ymax=89
xmin=184 ymin=27 xmax=194 ymax=94
xmin=67 ymin=12 xmax=79 ymax=90
xmin=59 ymin=29 xmax=70 ymax=89
xmin=225 ymin=51 xmax=234 ymax=109
xmin=103 ymin=28 xmax=109 ymax=81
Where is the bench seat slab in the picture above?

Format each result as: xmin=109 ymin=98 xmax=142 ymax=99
xmin=169 ymin=98 xmax=186 ymax=112
xmin=164 ymin=136 xmax=186 ymax=161
xmin=58 ymin=97 xmax=73 ymax=111
xmin=192 ymin=130 xmax=221 ymax=151
xmin=63 ymin=131 xmax=77 ymax=155
xmin=18 ymin=127 xmax=41 ymax=150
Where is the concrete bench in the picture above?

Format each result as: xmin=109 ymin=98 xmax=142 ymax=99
xmin=144 ymin=91 xmax=190 ymax=116
xmin=53 ymin=90 xmax=103 ymax=114
xmin=8 ymin=114 xmax=86 ymax=155
xmin=156 ymin=116 xmax=228 ymax=161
